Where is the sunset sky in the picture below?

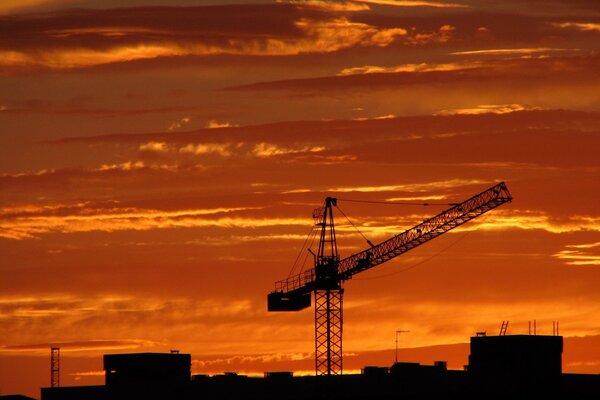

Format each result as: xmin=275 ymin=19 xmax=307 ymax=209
xmin=1 ymin=0 xmax=599 ymax=397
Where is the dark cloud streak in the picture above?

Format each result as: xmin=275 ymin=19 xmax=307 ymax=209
xmin=222 ymin=54 xmax=600 ymax=93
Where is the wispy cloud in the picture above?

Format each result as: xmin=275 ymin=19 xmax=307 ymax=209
xmin=168 ymin=117 xmax=191 ymax=132
xmin=328 ymin=178 xmax=489 ymax=193
xmin=180 ymin=143 xmax=234 ymax=156
xmin=0 ymin=6 xmax=409 ymax=70
xmin=436 ymin=104 xmax=538 ymax=115
xmin=0 ymin=206 xmax=271 ymax=240
xmin=96 ymin=160 xmax=176 ymax=172
xmin=339 ymin=61 xmax=481 ymax=76
xmin=278 ymin=1 xmax=370 ymax=12
xmin=554 ymin=242 xmax=600 ymax=266
xmin=252 ymin=143 xmax=326 ymax=157
xmin=206 ymin=120 xmax=237 ymax=129
xmin=1 ymin=339 xmax=157 ymax=353
xmin=463 ymin=212 xmax=600 ymax=235
xmin=352 ymin=0 xmax=466 ymax=8
xmin=552 ymin=22 xmax=600 ymax=33
xmin=451 ymin=48 xmax=576 ymax=56
xmin=225 ymin=53 xmax=600 ymax=93
xmin=192 ymin=352 xmax=312 ymax=369
xmin=139 ymin=142 xmax=168 ymax=152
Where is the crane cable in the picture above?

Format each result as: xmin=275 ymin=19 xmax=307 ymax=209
xmin=335 ymin=198 xmax=448 ymax=249
xmin=334 ymin=204 xmax=375 ymax=248
xmin=288 ymin=196 xmax=463 ymax=278
xmin=353 ymin=213 xmax=492 ymax=281
xmin=301 ymin=228 xmax=318 ymax=273
xmin=287 ymin=225 xmax=317 ymax=278
xmin=337 ymin=198 xmax=454 ymax=206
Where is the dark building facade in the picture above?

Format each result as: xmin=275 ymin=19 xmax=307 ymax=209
xmin=468 ymin=334 xmax=564 ymax=397
xmin=104 ymin=353 xmax=191 ymax=386
xmin=40 ymin=336 xmax=600 ymax=400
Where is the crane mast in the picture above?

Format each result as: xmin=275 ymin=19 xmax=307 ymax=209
xmin=267 ymin=182 xmax=512 ymax=376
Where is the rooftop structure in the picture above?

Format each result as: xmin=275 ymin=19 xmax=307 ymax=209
xmin=104 ymin=353 xmax=191 ymax=386
xmin=40 ymin=336 xmax=600 ymax=400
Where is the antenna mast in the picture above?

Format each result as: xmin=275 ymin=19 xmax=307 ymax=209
xmin=51 ymin=347 xmax=60 ymax=388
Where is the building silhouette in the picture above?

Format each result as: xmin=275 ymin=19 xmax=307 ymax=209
xmin=39 ymin=334 xmax=599 ymax=400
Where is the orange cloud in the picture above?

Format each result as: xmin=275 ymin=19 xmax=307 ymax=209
xmin=552 ymin=22 xmax=600 ymax=32
xmin=168 ymin=117 xmax=191 ymax=132
xmin=328 ymin=178 xmax=490 ymax=193
xmin=278 ymin=1 xmax=371 ymax=12
xmin=459 ymin=211 xmax=600 ymax=234
xmin=352 ymin=0 xmax=466 ymax=7
xmin=339 ymin=61 xmax=481 ymax=75
xmin=451 ymin=47 xmax=576 ymax=56
xmin=0 ymin=45 xmax=187 ymax=69
xmin=0 ymin=7 xmax=409 ymax=70
xmin=293 ymin=17 xmax=407 ymax=51
xmin=0 ymin=205 xmax=276 ymax=240
xmin=405 ymin=24 xmax=456 ymax=45
xmin=1 ymin=339 xmax=157 ymax=354
xmin=96 ymin=161 xmax=176 ymax=172
xmin=253 ymin=143 xmax=326 ymax=157
xmin=206 ymin=120 xmax=237 ymax=129
xmin=139 ymin=142 xmax=168 ymax=152
xmin=436 ymin=104 xmax=539 ymax=115
xmin=554 ymin=242 xmax=600 ymax=266
xmin=179 ymin=143 xmax=234 ymax=156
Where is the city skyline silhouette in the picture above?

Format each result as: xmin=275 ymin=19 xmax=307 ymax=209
xmin=1 ymin=0 xmax=599 ymax=398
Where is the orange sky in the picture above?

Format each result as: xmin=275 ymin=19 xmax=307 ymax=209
xmin=1 ymin=0 xmax=599 ymax=397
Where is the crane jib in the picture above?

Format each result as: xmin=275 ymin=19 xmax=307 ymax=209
xmin=267 ymin=181 xmax=512 ymax=311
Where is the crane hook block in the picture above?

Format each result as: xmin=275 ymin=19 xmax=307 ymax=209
xmin=267 ymin=291 xmax=311 ymax=311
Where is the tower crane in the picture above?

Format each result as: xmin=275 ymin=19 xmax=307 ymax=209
xmin=267 ymin=182 xmax=512 ymax=376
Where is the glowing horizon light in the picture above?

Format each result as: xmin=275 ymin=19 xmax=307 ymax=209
xmin=352 ymin=0 xmax=467 ymax=8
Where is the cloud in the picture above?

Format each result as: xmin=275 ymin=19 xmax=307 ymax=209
xmin=0 ymin=5 xmax=409 ymax=70
xmin=192 ymin=351 xmax=312 ymax=369
xmin=252 ymin=143 xmax=326 ymax=157
xmin=353 ymin=0 xmax=467 ymax=7
xmin=329 ymin=178 xmax=489 ymax=193
xmin=46 ymin=109 xmax=598 ymax=147
xmin=293 ymin=17 xmax=407 ymax=51
xmin=405 ymin=24 xmax=456 ymax=45
xmin=206 ymin=120 xmax=236 ymax=129
xmin=353 ymin=114 xmax=397 ymax=121
xmin=278 ymin=1 xmax=371 ymax=12
xmin=451 ymin=48 xmax=577 ymax=56
xmin=95 ymin=161 xmax=177 ymax=172
xmin=223 ymin=53 xmax=599 ymax=94
xmin=180 ymin=143 xmax=234 ymax=156
xmin=462 ymin=212 xmax=600 ymax=235
xmin=1 ymin=339 xmax=157 ymax=353
xmin=98 ymin=161 xmax=145 ymax=171
xmin=339 ymin=61 xmax=481 ymax=75
xmin=554 ymin=242 xmax=600 ymax=266
xmin=139 ymin=142 xmax=168 ymax=152
xmin=168 ymin=117 xmax=191 ymax=132
xmin=436 ymin=104 xmax=538 ymax=115
xmin=0 ymin=205 xmax=307 ymax=240
xmin=552 ymin=22 xmax=600 ymax=32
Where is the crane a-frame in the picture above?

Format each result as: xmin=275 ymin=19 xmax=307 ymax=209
xmin=267 ymin=182 xmax=512 ymax=376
